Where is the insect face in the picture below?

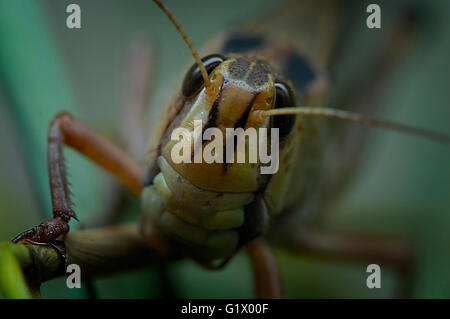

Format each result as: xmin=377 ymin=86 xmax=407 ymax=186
xmin=141 ymin=55 xmax=286 ymax=264
xmin=162 ymin=55 xmax=279 ymax=193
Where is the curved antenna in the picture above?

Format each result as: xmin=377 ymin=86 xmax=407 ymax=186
xmin=253 ymin=107 xmax=450 ymax=146
xmin=153 ymin=0 xmax=210 ymax=89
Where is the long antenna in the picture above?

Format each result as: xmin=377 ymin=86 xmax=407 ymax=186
xmin=153 ymin=0 xmax=210 ymax=89
xmin=254 ymin=107 xmax=450 ymax=146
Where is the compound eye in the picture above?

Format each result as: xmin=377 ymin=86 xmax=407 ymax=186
xmin=182 ymin=54 xmax=225 ymax=98
xmin=273 ymin=81 xmax=296 ymax=138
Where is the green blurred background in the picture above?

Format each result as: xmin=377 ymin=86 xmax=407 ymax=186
xmin=0 ymin=0 xmax=449 ymax=298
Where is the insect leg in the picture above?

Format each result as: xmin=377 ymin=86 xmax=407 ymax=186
xmin=12 ymin=112 xmax=142 ymax=243
xmin=284 ymin=227 xmax=413 ymax=298
xmin=246 ymin=238 xmax=282 ymax=299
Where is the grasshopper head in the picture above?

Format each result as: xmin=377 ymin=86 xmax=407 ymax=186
xmin=141 ymin=54 xmax=294 ymax=265
xmin=161 ymin=54 xmax=283 ymax=193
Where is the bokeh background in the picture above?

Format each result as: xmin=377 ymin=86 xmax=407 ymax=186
xmin=0 ymin=0 xmax=449 ymax=298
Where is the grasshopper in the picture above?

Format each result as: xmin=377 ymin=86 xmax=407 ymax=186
xmin=5 ymin=0 xmax=450 ymax=298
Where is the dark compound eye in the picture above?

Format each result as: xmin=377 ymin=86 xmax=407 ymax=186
xmin=273 ymin=81 xmax=296 ymax=138
xmin=182 ymin=54 xmax=225 ymax=98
